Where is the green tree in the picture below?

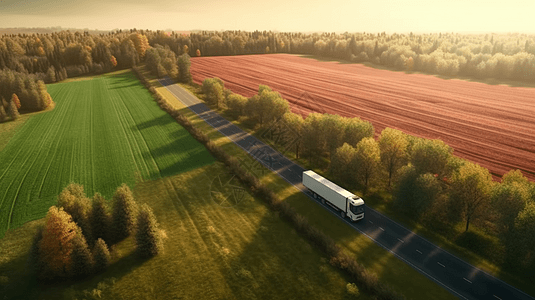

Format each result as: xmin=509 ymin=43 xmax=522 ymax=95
xmin=330 ymin=143 xmax=357 ymax=186
xmin=258 ymin=89 xmax=289 ymax=125
xmin=226 ymin=93 xmax=248 ymax=118
xmin=92 ymin=238 xmax=111 ymax=272
xmin=321 ymin=114 xmax=348 ymax=160
xmin=344 ymin=117 xmax=374 ymax=147
xmin=245 ymin=95 xmax=262 ymax=125
xmin=302 ymin=113 xmax=327 ymax=161
xmin=38 ymin=206 xmax=77 ymax=280
xmin=112 ymin=184 xmax=138 ymax=242
xmin=353 ymin=137 xmax=381 ymax=193
xmin=378 ymin=128 xmax=408 ymax=187
xmin=282 ymin=112 xmax=305 ymax=159
xmin=410 ymin=139 xmax=453 ymax=177
xmin=90 ymin=193 xmax=111 ymax=244
xmin=449 ymin=162 xmax=494 ymax=232
xmin=394 ymin=167 xmax=442 ymax=219
xmin=57 ymin=183 xmax=93 ymax=244
xmin=136 ymin=204 xmax=164 ymax=258
xmin=492 ymin=169 xmax=530 ymax=234
xmin=511 ymin=202 xmax=535 ymax=268
xmin=202 ymin=78 xmax=225 ymax=109
xmin=177 ymin=53 xmax=192 ymax=83
xmin=69 ymin=231 xmax=94 ymax=278
xmin=502 ymin=169 xmax=530 ymax=186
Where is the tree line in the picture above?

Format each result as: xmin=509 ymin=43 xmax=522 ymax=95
xmin=29 ymin=183 xmax=164 ymax=281
xmin=2 ymin=29 xmax=534 ymax=116
xmin=200 ymin=77 xmax=535 ymax=273
xmin=3 ymin=30 xmax=535 ymax=89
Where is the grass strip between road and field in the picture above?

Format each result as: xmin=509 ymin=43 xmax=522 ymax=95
xmin=134 ymin=66 xmax=457 ymax=300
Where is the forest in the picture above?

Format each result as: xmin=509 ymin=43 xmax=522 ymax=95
xmin=1 ymin=29 xmax=534 ymax=118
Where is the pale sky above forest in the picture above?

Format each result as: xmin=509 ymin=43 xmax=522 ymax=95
xmin=0 ymin=0 xmax=533 ymax=33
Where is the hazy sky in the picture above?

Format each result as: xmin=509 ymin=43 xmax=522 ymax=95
xmin=0 ymin=0 xmax=533 ymax=33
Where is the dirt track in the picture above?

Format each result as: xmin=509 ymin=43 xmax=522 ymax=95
xmin=190 ymin=54 xmax=535 ymax=181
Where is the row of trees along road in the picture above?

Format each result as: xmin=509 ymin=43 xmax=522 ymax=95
xmin=199 ymin=77 xmax=535 ymax=274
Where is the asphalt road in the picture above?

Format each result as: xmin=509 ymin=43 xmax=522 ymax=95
xmin=159 ymin=77 xmax=534 ymax=300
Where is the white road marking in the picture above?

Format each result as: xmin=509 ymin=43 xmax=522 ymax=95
xmin=493 ymin=295 xmax=502 ymax=300
xmin=463 ymin=278 xmax=472 ymax=284
xmin=397 ymin=238 xmax=404 ymax=243
xmin=416 ymin=250 xmax=422 ymax=254
xmin=369 ymin=221 xmax=373 ymax=224
xmin=379 ymin=227 xmax=385 ymax=231
xmin=437 ymin=262 xmax=446 ymax=268
xmin=161 ymin=81 xmax=476 ymax=300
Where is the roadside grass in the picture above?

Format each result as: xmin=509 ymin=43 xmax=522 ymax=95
xmin=0 ymin=162 xmax=366 ymax=300
xmin=177 ymin=76 xmax=535 ymax=297
xmin=0 ymin=69 xmax=214 ymax=238
xmin=142 ymin=71 xmax=456 ymax=299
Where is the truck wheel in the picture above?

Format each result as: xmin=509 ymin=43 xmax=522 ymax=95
xmin=340 ymin=211 xmax=345 ymax=218
xmin=321 ymin=198 xmax=325 ymax=205
xmin=313 ymin=193 xmax=317 ymax=199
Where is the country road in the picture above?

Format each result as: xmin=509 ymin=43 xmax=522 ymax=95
xmin=159 ymin=77 xmax=534 ymax=300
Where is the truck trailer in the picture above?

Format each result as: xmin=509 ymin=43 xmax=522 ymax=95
xmin=302 ymin=170 xmax=365 ymax=221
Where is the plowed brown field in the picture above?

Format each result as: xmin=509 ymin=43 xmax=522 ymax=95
xmin=190 ymin=54 xmax=535 ymax=181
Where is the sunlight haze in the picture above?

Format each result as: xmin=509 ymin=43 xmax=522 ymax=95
xmin=0 ymin=0 xmax=534 ymax=33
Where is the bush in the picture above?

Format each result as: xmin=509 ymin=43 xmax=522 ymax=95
xmin=135 ymin=204 xmax=164 ymax=258
xmin=346 ymin=282 xmax=360 ymax=297
xmin=112 ymin=184 xmax=138 ymax=242
xmin=92 ymin=238 xmax=111 ymax=272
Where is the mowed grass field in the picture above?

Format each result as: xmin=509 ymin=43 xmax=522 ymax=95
xmin=0 ymin=162 xmax=365 ymax=300
xmin=0 ymin=70 xmax=215 ymax=238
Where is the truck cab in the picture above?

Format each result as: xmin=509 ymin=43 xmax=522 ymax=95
xmin=347 ymin=196 xmax=365 ymax=221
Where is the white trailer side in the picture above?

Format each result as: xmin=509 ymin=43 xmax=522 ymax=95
xmin=302 ymin=170 xmax=365 ymax=221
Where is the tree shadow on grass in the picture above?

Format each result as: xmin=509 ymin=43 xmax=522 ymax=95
xmin=133 ymin=114 xmax=175 ymax=131
xmin=0 ymin=242 xmax=148 ymax=300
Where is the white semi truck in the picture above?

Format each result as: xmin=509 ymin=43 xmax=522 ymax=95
xmin=302 ymin=170 xmax=365 ymax=221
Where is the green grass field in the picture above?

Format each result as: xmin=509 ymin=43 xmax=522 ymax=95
xmin=0 ymin=152 xmax=368 ymax=300
xmin=0 ymin=70 xmax=215 ymax=238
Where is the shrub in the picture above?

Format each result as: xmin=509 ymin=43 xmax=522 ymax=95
xmin=112 ymin=184 xmax=138 ymax=242
xmin=135 ymin=204 xmax=164 ymax=258
xmin=92 ymin=238 xmax=111 ymax=272
xmin=346 ymin=282 xmax=360 ymax=297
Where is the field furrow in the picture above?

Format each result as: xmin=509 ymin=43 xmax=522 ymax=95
xmin=0 ymin=70 xmax=215 ymax=238
xmin=191 ymin=54 xmax=535 ymax=180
